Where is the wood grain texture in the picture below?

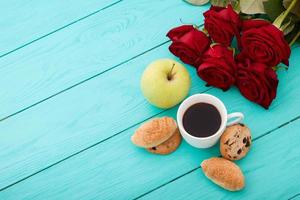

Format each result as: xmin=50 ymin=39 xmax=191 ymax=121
xmin=0 ymin=47 xmax=299 ymax=199
xmin=0 ymin=0 xmax=208 ymax=119
xmin=140 ymin=119 xmax=300 ymax=200
xmin=0 ymin=0 xmax=119 ymax=56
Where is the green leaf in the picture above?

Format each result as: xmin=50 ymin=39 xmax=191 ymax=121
xmin=285 ymin=22 xmax=300 ymax=44
xmin=210 ymin=0 xmax=240 ymax=11
xmin=273 ymin=0 xmax=299 ymax=28
xmin=263 ymin=0 xmax=285 ymax=21
xmin=283 ymin=0 xmax=300 ymax=17
xmin=272 ymin=65 xmax=289 ymax=71
xmin=240 ymin=0 xmax=266 ymax=14
xmin=280 ymin=18 xmax=296 ymax=35
xmin=184 ymin=0 xmax=209 ymax=6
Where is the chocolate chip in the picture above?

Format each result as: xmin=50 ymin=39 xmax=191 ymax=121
xmin=239 ymin=123 xmax=245 ymax=127
xmin=224 ymin=139 xmax=230 ymax=145
xmin=237 ymin=149 xmax=242 ymax=154
xmin=233 ymin=156 xmax=237 ymax=159
xmin=151 ymin=147 xmax=157 ymax=150
xmin=246 ymin=139 xmax=251 ymax=147
xmin=243 ymin=137 xmax=247 ymax=144
xmin=229 ymin=141 xmax=235 ymax=146
xmin=228 ymin=155 xmax=232 ymax=158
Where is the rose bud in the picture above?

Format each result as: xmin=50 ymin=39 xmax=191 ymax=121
xmin=241 ymin=19 xmax=291 ymax=66
xmin=167 ymin=25 xmax=211 ymax=67
xmin=197 ymin=44 xmax=236 ymax=91
xmin=236 ymin=54 xmax=278 ymax=109
xmin=204 ymin=5 xmax=241 ymax=46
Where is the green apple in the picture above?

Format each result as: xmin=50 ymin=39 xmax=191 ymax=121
xmin=141 ymin=58 xmax=191 ymax=109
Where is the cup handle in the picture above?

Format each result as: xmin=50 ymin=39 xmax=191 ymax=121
xmin=227 ymin=112 xmax=244 ymax=126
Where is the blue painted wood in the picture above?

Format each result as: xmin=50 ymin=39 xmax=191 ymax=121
xmin=140 ymin=118 xmax=300 ymax=200
xmin=0 ymin=0 xmax=208 ymax=119
xmin=0 ymin=0 xmax=119 ymax=56
xmin=0 ymin=47 xmax=299 ymax=198
xmin=0 ymin=44 xmax=208 ymax=190
xmin=1 ymin=1 xmax=300 ymax=199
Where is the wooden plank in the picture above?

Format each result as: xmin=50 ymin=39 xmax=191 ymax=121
xmin=140 ymin=119 xmax=300 ymax=200
xmin=0 ymin=44 xmax=208 ymax=190
xmin=0 ymin=0 xmax=208 ymax=119
xmin=0 ymin=47 xmax=299 ymax=198
xmin=0 ymin=0 xmax=119 ymax=56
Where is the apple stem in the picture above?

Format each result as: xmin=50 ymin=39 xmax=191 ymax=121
xmin=167 ymin=63 xmax=175 ymax=81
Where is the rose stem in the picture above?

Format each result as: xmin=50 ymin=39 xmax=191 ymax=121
xmin=289 ymin=31 xmax=300 ymax=47
xmin=273 ymin=0 xmax=298 ymax=28
xmin=167 ymin=63 xmax=176 ymax=80
xmin=282 ymin=0 xmax=298 ymax=21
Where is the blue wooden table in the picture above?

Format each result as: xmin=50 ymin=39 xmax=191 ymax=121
xmin=1 ymin=1 xmax=300 ymax=199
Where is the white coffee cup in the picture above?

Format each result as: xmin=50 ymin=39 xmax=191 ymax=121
xmin=177 ymin=93 xmax=244 ymax=148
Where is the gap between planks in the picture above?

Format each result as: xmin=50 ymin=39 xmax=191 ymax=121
xmin=0 ymin=40 xmax=170 ymax=122
xmin=1 ymin=90 xmax=300 ymax=194
xmin=134 ymin=114 xmax=300 ymax=200
xmin=0 ymin=36 xmax=298 ymax=192
xmin=1 ymin=32 xmax=296 ymax=123
xmin=289 ymin=193 xmax=300 ymax=200
xmin=0 ymin=0 xmax=123 ymax=59
xmin=0 ymin=87 xmax=211 ymax=192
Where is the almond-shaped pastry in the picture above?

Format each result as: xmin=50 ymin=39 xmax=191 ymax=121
xmin=220 ymin=123 xmax=252 ymax=160
xmin=131 ymin=117 xmax=177 ymax=148
xmin=147 ymin=128 xmax=182 ymax=155
xmin=201 ymin=157 xmax=245 ymax=191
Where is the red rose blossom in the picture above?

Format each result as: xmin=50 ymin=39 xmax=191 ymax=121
xmin=167 ymin=25 xmax=194 ymax=41
xmin=197 ymin=44 xmax=236 ymax=91
xmin=241 ymin=19 xmax=291 ymax=66
xmin=167 ymin=25 xmax=211 ymax=67
xmin=236 ymin=54 xmax=278 ymax=109
xmin=204 ymin=5 xmax=241 ymax=46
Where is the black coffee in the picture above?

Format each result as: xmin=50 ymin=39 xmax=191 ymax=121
xmin=183 ymin=103 xmax=221 ymax=138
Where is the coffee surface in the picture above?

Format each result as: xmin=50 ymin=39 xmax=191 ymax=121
xmin=183 ymin=103 xmax=221 ymax=138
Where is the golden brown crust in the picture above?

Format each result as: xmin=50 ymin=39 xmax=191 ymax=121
xmin=201 ymin=157 xmax=245 ymax=191
xmin=220 ymin=124 xmax=252 ymax=161
xmin=131 ymin=117 xmax=177 ymax=148
xmin=147 ymin=128 xmax=182 ymax=155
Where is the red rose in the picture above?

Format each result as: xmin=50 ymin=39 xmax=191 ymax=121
xmin=167 ymin=25 xmax=194 ymax=41
xmin=236 ymin=55 xmax=278 ymax=109
xmin=197 ymin=44 xmax=236 ymax=90
xmin=241 ymin=19 xmax=291 ymax=66
xmin=204 ymin=5 xmax=241 ymax=46
xmin=167 ymin=25 xmax=211 ymax=67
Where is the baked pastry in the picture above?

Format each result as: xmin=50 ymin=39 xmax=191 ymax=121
xmin=131 ymin=117 xmax=177 ymax=148
xmin=201 ymin=157 xmax=245 ymax=191
xmin=147 ymin=128 xmax=182 ymax=155
xmin=220 ymin=123 xmax=252 ymax=160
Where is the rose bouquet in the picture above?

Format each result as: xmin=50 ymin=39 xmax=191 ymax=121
xmin=167 ymin=0 xmax=300 ymax=109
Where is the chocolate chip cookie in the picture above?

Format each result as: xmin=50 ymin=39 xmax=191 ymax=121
xmin=220 ymin=123 xmax=251 ymax=160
